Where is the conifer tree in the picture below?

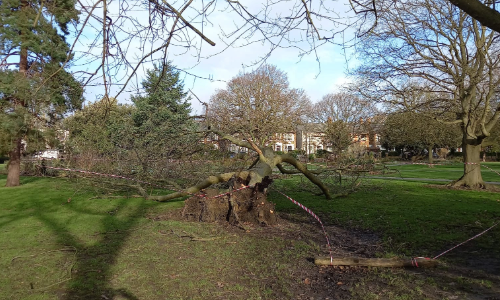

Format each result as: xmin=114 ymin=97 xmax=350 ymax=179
xmin=130 ymin=64 xmax=198 ymax=173
xmin=0 ymin=0 xmax=83 ymax=186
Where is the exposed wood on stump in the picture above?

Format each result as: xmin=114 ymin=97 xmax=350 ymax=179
xmin=314 ymin=257 xmax=438 ymax=268
xmin=182 ymin=176 xmax=277 ymax=226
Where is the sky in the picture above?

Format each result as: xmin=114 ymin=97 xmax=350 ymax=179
xmin=74 ymin=0 xmax=359 ymax=115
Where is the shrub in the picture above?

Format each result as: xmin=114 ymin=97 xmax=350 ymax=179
xmin=287 ymin=149 xmax=304 ymax=159
xmin=316 ymin=149 xmax=329 ymax=158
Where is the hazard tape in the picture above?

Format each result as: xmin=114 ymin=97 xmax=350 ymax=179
xmin=480 ymin=164 xmax=500 ymax=177
xmin=44 ymin=166 xmax=169 ymax=189
xmin=433 ymin=222 xmax=499 ymax=259
xmin=273 ymin=189 xmax=334 ymax=265
xmin=44 ymin=166 xmax=251 ymax=200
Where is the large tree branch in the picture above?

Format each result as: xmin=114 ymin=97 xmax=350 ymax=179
xmin=276 ymin=163 xmax=324 ymax=175
xmin=279 ymin=154 xmax=332 ymax=199
xmin=160 ymin=0 xmax=215 ymax=46
xmin=448 ymin=0 xmax=500 ymax=33
xmin=209 ymin=128 xmax=254 ymax=149
xmin=142 ymin=171 xmax=248 ymax=202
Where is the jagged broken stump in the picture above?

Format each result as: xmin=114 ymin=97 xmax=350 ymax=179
xmin=181 ymin=177 xmax=277 ymax=226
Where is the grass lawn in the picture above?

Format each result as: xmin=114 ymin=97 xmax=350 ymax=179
xmin=271 ymin=178 xmax=500 ymax=256
xmin=377 ymin=162 xmax=500 ymax=183
xmin=1 ymin=172 xmax=500 ymax=299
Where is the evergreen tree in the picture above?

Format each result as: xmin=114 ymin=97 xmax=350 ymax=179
xmin=130 ymin=64 xmax=198 ymax=173
xmin=0 ymin=0 xmax=83 ymax=186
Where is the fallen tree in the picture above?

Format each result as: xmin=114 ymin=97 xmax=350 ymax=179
xmin=140 ymin=65 xmax=335 ymax=225
xmin=143 ymin=130 xmax=332 ymax=202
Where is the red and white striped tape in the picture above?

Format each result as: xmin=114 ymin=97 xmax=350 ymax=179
xmin=44 ymin=166 xmax=251 ymax=200
xmin=433 ymin=222 xmax=500 ymax=259
xmin=44 ymin=166 xmax=169 ymax=189
xmin=273 ymin=190 xmax=334 ymax=265
xmin=480 ymin=164 xmax=500 ymax=177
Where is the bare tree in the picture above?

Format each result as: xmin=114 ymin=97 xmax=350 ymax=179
xmin=145 ymin=65 xmax=332 ymax=201
xmin=354 ymin=0 xmax=500 ymax=188
xmin=312 ymin=92 xmax=378 ymax=124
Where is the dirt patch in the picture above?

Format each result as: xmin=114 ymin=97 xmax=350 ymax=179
xmin=149 ymin=209 xmax=500 ymax=299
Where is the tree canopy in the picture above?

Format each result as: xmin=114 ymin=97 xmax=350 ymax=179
xmin=65 ymin=64 xmax=201 ymax=178
xmin=209 ymin=65 xmax=311 ymax=147
xmin=381 ymin=111 xmax=461 ymax=161
xmin=0 ymin=0 xmax=83 ymax=186
xmin=130 ymin=64 xmax=198 ymax=162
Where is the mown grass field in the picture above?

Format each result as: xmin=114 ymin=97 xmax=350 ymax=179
xmin=377 ymin=162 xmax=500 ymax=183
xmin=1 ymin=163 xmax=500 ymax=299
xmin=271 ymin=178 xmax=500 ymax=256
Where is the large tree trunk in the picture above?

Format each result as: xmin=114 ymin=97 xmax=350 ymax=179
xmin=144 ymin=147 xmax=331 ymax=202
xmin=451 ymin=135 xmax=485 ymax=188
xmin=7 ymin=20 xmax=29 ymax=187
xmin=6 ymin=138 xmax=22 ymax=187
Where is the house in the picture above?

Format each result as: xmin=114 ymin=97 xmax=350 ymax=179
xmin=198 ymin=117 xmax=385 ymax=155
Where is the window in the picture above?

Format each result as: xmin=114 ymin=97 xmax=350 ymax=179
xmin=276 ymin=145 xmax=281 ymax=151
xmin=287 ymin=145 xmax=293 ymax=151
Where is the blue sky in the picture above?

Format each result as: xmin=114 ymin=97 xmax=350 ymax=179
xmin=74 ymin=0 xmax=358 ymax=115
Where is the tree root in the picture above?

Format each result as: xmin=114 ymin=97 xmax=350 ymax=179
xmin=448 ymin=179 xmax=487 ymax=189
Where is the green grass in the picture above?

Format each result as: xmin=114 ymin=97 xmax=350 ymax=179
xmin=271 ymin=177 xmax=500 ymax=257
xmin=1 ymin=172 xmax=500 ymax=299
xmin=0 ymin=175 xmax=324 ymax=300
xmin=377 ymin=162 xmax=500 ymax=183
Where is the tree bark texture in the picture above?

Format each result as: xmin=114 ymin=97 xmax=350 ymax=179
xmin=314 ymin=257 xmax=438 ymax=268
xmin=6 ymin=138 xmax=22 ymax=187
xmin=6 ymin=6 xmax=29 ymax=187
xmin=452 ymin=135 xmax=484 ymax=188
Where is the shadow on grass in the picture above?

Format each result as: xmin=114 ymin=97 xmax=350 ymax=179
xmin=35 ymin=199 xmax=144 ymax=299
xmin=0 ymin=176 xmax=159 ymax=299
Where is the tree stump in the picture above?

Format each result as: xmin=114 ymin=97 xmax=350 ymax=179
xmin=181 ymin=176 xmax=277 ymax=226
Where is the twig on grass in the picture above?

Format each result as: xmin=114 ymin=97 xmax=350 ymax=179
xmin=11 ymin=247 xmax=78 ymax=291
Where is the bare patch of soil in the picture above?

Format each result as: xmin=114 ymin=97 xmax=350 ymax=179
xmin=150 ymin=209 xmax=500 ymax=299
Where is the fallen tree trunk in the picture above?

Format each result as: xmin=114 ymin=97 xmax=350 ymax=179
xmin=314 ymin=257 xmax=438 ymax=268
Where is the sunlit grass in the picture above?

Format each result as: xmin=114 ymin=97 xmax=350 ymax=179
xmin=1 ymin=172 xmax=499 ymax=299
xmin=378 ymin=162 xmax=500 ymax=183
xmin=270 ymin=177 xmax=500 ymax=257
